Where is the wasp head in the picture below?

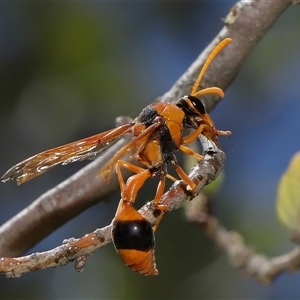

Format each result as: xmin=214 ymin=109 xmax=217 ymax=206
xmin=176 ymin=95 xmax=225 ymax=145
xmin=176 ymin=95 xmax=212 ymax=128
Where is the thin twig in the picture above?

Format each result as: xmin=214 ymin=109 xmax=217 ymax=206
xmin=185 ymin=194 xmax=300 ymax=283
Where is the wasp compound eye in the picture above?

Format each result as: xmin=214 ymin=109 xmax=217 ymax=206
xmin=176 ymin=95 xmax=206 ymax=116
xmin=176 ymin=96 xmax=193 ymax=115
xmin=186 ymin=95 xmax=206 ymax=115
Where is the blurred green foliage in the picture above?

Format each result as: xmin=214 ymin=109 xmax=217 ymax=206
xmin=277 ymin=152 xmax=300 ymax=233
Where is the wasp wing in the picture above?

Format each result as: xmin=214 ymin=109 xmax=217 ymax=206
xmin=1 ymin=123 xmax=133 ymax=185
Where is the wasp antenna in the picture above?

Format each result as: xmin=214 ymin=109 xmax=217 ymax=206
xmin=191 ymin=38 xmax=232 ymax=96
xmin=193 ymin=86 xmax=224 ymax=99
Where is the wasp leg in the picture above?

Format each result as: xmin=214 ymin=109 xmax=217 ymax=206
xmin=116 ymin=160 xmax=167 ymax=229
xmin=166 ymin=173 xmax=178 ymax=182
xmin=151 ymin=175 xmax=167 ymax=232
xmin=152 ymin=175 xmax=166 ymax=210
xmin=172 ymin=162 xmax=197 ymax=191
xmin=179 ymin=144 xmax=204 ymax=161
xmin=115 ymin=160 xmax=151 ymax=203
xmin=181 ymin=123 xmax=206 ymax=145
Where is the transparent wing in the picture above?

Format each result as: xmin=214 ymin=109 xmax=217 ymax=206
xmin=1 ymin=123 xmax=133 ymax=185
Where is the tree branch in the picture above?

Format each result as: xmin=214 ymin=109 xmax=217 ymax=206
xmin=159 ymin=0 xmax=290 ymax=111
xmin=0 ymin=0 xmax=293 ymax=269
xmin=0 ymin=138 xmax=225 ymax=278
xmin=184 ymin=194 xmax=300 ymax=283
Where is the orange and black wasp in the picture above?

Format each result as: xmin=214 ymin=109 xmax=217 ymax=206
xmin=1 ymin=38 xmax=232 ymax=275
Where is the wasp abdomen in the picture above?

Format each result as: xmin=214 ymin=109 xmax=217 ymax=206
xmin=116 ymin=248 xmax=158 ymax=276
xmin=112 ymin=217 xmax=158 ymax=275
xmin=112 ymin=219 xmax=155 ymax=250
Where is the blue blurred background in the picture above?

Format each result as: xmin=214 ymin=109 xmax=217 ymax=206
xmin=1 ymin=2 xmax=300 ymax=299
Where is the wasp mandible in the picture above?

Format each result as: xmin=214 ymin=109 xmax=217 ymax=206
xmin=2 ymin=38 xmax=232 ymax=276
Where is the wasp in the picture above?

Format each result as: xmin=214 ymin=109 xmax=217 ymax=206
xmin=1 ymin=38 xmax=232 ymax=275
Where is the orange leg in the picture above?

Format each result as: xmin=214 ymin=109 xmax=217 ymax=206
xmin=172 ymin=162 xmax=197 ymax=191
xmin=166 ymin=173 xmax=178 ymax=182
xmin=115 ymin=160 xmax=151 ymax=203
xmin=181 ymin=123 xmax=206 ymax=145
xmin=152 ymin=175 xmax=166 ymax=208
xmin=151 ymin=175 xmax=167 ymax=232
xmin=115 ymin=160 xmax=168 ymax=231
xmin=179 ymin=144 xmax=204 ymax=161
